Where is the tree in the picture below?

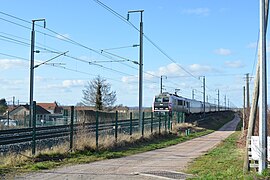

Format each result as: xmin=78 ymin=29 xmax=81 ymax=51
xmin=0 ymin=98 xmax=8 ymax=114
xmin=82 ymin=75 xmax=116 ymax=110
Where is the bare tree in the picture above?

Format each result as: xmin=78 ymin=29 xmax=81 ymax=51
xmin=82 ymin=75 xmax=116 ymax=110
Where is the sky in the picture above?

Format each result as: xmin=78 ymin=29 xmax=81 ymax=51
xmin=0 ymin=0 xmax=266 ymax=108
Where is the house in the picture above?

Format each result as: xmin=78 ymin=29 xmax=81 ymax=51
xmin=37 ymin=102 xmax=63 ymax=114
xmin=9 ymin=104 xmax=51 ymax=122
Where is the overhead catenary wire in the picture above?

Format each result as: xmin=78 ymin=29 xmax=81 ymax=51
xmin=0 ymin=18 xmax=140 ymax=78
xmin=92 ymin=0 xmax=234 ymax=105
xmin=0 ymin=9 xmax=238 ymax=106
xmin=92 ymin=0 xmax=198 ymax=80
xmin=0 ymin=12 xmax=159 ymax=81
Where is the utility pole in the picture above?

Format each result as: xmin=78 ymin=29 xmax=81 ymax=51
xmin=243 ymin=86 xmax=246 ymax=130
xmin=259 ymin=0 xmax=267 ymax=173
xmin=206 ymin=95 xmax=208 ymax=103
xmin=244 ymin=0 xmax=269 ymax=173
xmin=175 ymin=88 xmax=180 ymax=95
xmin=246 ymin=73 xmax=250 ymax=109
xmin=200 ymin=76 xmax=205 ymax=116
xmin=127 ymin=10 xmax=144 ymax=132
xmin=224 ymin=95 xmax=226 ymax=110
xmin=228 ymin=98 xmax=230 ymax=110
xmin=192 ymin=89 xmax=195 ymax=99
xmin=160 ymin=75 xmax=167 ymax=94
xmin=29 ymin=19 xmax=46 ymax=128
xmin=217 ymin=89 xmax=220 ymax=111
xmin=12 ymin=96 xmax=15 ymax=107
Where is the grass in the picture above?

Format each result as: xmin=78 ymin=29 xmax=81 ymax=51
xmin=0 ymin=111 xmax=234 ymax=178
xmin=186 ymin=131 xmax=245 ymax=179
xmin=185 ymin=117 xmax=270 ymax=179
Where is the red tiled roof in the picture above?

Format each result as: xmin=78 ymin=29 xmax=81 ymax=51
xmin=37 ymin=102 xmax=63 ymax=114
xmin=37 ymin=103 xmax=57 ymax=111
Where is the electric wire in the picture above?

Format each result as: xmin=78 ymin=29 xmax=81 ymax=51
xmin=92 ymin=0 xmax=199 ymax=80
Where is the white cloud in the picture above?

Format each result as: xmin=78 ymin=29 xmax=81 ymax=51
xmin=0 ymin=59 xmax=28 ymax=70
xmin=188 ymin=64 xmax=214 ymax=74
xmin=56 ymin=33 xmax=70 ymax=40
xmin=214 ymin=48 xmax=232 ymax=56
xmin=62 ymin=80 xmax=85 ymax=88
xmin=47 ymin=80 xmax=85 ymax=89
xmin=182 ymin=8 xmax=210 ymax=16
xmin=121 ymin=63 xmax=215 ymax=84
xmin=121 ymin=76 xmax=137 ymax=83
xmin=158 ymin=63 xmax=181 ymax=76
xmin=224 ymin=60 xmax=245 ymax=68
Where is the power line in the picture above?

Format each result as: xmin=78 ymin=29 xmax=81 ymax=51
xmin=92 ymin=0 xmax=198 ymax=80
xmin=0 ymin=51 xmax=126 ymax=84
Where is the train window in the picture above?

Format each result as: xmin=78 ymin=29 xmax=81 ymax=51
xmin=163 ymin=97 xmax=169 ymax=102
xmin=184 ymin=101 xmax=186 ymax=106
xmin=178 ymin=100 xmax=183 ymax=105
xmin=155 ymin=97 xmax=162 ymax=102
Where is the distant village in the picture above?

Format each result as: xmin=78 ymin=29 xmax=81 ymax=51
xmin=0 ymin=101 xmax=133 ymax=127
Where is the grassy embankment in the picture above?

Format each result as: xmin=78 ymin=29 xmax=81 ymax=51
xmin=186 ymin=117 xmax=270 ymax=179
xmin=0 ymin=111 xmax=234 ymax=177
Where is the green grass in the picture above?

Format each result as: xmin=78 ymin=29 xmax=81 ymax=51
xmin=0 ymin=130 xmax=213 ymax=176
xmin=185 ymin=120 xmax=269 ymax=179
xmin=186 ymin=131 xmax=245 ymax=179
xmin=0 ymin=111 xmax=234 ymax=177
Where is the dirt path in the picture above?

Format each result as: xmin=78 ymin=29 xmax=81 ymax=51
xmin=16 ymin=114 xmax=240 ymax=180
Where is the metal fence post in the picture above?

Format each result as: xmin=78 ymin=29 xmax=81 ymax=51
xmin=7 ymin=111 xmax=9 ymax=127
xmin=159 ymin=113 xmax=161 ymax=135
xmin=168 ymin=113 xmax=171 ymax=132
xmin=165 ymin=112 xmax=167 ymax=132
xmin=96 ymin=111 xmax=99 ymax=150
xmin=130 ymin=112 xmax=132 ymax=136
xmin=142 ymin=112 xmax=145 ymax=137
xmin=115 ymin=111 xmax=118 ymax=142
xmin=70 ymin=106 xmax=74 ymax=151
xmin=24 ymin=111 xmax=26 ymax=127
xmin=32 ymin=101 xmax=36 ymax=156
xmin=151 ymin=112 xmax=153 ymax=134
xmin=182 ymin=113 xmax=185 ymax=123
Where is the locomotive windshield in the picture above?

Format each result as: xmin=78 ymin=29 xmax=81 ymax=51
xmin=155 ymin=97 xmax=162 ymax=102
xmin=155 ymin=97 xmax=169 ymax=103
xmin=163 ymin=97 xmax=169 ymax=102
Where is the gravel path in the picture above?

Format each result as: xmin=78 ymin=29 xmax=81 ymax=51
xmin=15 ymin=114 xmax=240 ymax=180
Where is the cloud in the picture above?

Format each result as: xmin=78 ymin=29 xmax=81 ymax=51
xmin=121 ymin=63 xmax=215 ymax=84
xmin=188 ymin=64 xmax=214 ymax=74
xmin=214 ymin=48 xmax=232 ymax=56
xmin=121 ymin=76 xmax=137 ymax=83
xmin=62 ymin=80 xmax=85 ymax=88
xmin=47 ymin=80 xmax=85 ymax=89
xmin=182 ymin=8 xmax=210 ymax=16
xmin=56 ymin=33 xmax=70 ymax=40
xmin=0 ymin=59 xmax=28 ymax=70
xmin=224 ymin=60 xmax=245 ymax=68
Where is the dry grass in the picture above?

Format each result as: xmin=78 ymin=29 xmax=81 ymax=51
xmin=172 ymin=122 xmax=205 ymax=135
xmin=0 ymin=151 xmax=31 ymax=167
xmin=73 ymin=130 xmax=159 ymax=152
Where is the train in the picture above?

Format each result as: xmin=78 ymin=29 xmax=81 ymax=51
xmin=152 ymin=92 xmax=225 ymax=115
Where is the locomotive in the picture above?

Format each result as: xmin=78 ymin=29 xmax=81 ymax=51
xmin=152 ymin=92 xmax=224 ymax=114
